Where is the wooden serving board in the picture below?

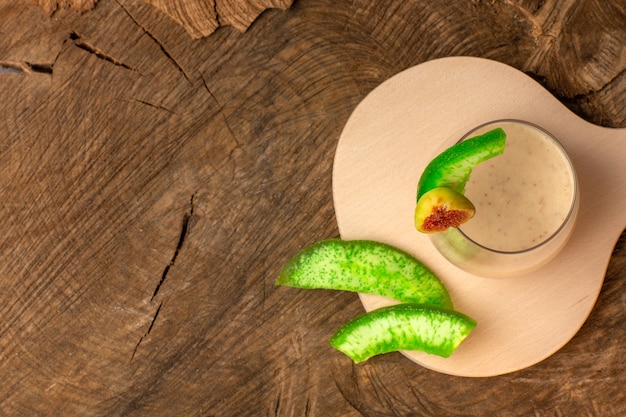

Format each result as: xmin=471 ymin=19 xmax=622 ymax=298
xmin=332 ymin=56 xmax=626 ymax=377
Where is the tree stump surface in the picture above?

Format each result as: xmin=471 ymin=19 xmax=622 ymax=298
xmin=0 ymin=0 xmax=625 ymax=415
xmin=31 ymin=0 xmax=294 ymax=38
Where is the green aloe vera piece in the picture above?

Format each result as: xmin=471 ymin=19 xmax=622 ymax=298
xmin=276 ymin=239 xmax=453 ymax=309
xmin=417 ymin=128 xmax=506 ymax=201
xmin=330 ymin=303 xmax=476 ymax=362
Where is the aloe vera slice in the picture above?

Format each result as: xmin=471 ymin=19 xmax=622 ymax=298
xmin=276 ymin=239 xmax=453 ymax=309
xmin=417 ymin=128 xmax=506 ymax=201
xmin=330 ymin=304 xmax=476 ymax=362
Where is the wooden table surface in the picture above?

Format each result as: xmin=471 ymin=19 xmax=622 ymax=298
xmin=1 ymin=0 xmax=625 ymax=415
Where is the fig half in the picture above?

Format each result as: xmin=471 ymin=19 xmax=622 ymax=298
xmin=415 ymin=187 xmax=475 ymax=233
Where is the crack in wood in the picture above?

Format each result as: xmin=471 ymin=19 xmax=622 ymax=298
xmin=115 ymin=0 xmax=192 ymax=83
xmin=213 ymin=0 xmax=222 ymax=26
xmin=70 ymin=31 xmax=139 ymax=72
xmin=132 ymin=98 xmax=175 ymax=113
xmin=131 ymin=194 xmax=195 ymax=362
xmin=130 ymin=301 xmax=163 ymax=361
xmin=0 ymin=61 xmax=54 ymax=75
xmin=200 ymin=72 xmax=221 ymax=108
xmin=200 ymin=72 xmax=244 ymax=153
xmin=151 ymin=193 xmax=196 ymax=301
xmin=0 ymin=62 xmax=25 ymax=74
xmin=273 ymin=390 xmax=281 ymax=415
xmin=145 ymin=302 xmax=163 ymax=335
xmin=24 ymin=62 xmax=53 ymax=74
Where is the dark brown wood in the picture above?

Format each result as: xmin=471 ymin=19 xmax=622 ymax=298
xmin=1 ymin=0 xmax=625 ymax=415
xmin=32 ymin=0 xmax=294 ymax=38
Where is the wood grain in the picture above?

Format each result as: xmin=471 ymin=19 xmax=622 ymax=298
xmin=1 ymin=0 xmax=625 ymax=415
xmin=30 ymin=0 xmax=294 ymax=38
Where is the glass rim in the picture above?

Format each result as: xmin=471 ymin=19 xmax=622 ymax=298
xmin=455 ymin=119 xmax=579 ymax=255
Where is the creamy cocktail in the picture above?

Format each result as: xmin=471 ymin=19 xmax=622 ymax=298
xmin=430 ymin=120 xmax=579 ymax=277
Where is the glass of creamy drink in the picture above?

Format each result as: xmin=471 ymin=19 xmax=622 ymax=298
xmin=430 ymin=120 xmax=579 ymax=278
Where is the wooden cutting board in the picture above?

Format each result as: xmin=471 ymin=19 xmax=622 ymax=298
xmin=332 ymin=56 xmax=626 ymax=377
